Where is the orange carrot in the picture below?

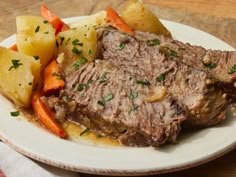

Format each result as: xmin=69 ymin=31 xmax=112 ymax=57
xmin=41 ymin=5 xmax=69 ymax=35
xmin=32 ymin=90 xmax=67 ymax=138
xmin=9 ymin=44 xmax=18 ymax=51
xmin=43 ymin=59 xmax=65 ymax=94
xmin=106 ymin=6 xmax=135 ymax=35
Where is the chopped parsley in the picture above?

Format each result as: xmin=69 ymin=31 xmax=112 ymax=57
xmin=35 ymin=26 xmax=40 ymax=33
xmin=156 ymin=74 xmax=165 ymax=82
xmin=43 ymin=20 xmax=48 ymax=24
xmin=65 ymin=37 xmax=71 ymax=45
xmin=128 ymin=104 xmax=139 ymax=114
xmin=97 ymin=72 xmax=108 ymax=83
xmin=33 ymin=55 xmax=40 ymax=60
xmin=72 ymin=47 xmax=82 ymax=55
xmin=10 ymin=111 xmax=20 ymax=117
xmin=28 ymin=82 xmax=32 ymax=86
xmin=97 ymin=93 xmax=114 ymax=107
xmin=178 ymin=47 xmax=186 ymax=51
xmin=147 ymin=38 xmax=160 ymax=46
xmin=72 ymin=39 xmax=83 ymax=46
xmin=228 ymin=64 xmax=236 ymax=74
xmin=170 ymin=49 xmax=178 ymax=57
xmin=129 ymin=92 xmax=138 ymax=100
xmin=88 ymin=49 xmax=92 ymax=55
xmin=118 ymin=43 xmax=126 ymax=50
xmin=59 ymin=36 xmax=65 ymax=45
xmin=203 ymin=62 xmax=217 ymax=69
xmin=44 ymin=31 xmax=49 ymax=34
xmin=97 ymin=100 xmax=105 ymax=107
xmin=88 ymin=79 xmax=93 ymax=84
xmin=9 ymin=60 xmax=23 ymax=71
xmin=80 ymin=127 xmax=90 ymax=136
xmin=77 ymin=83 xmax=87 ymax=91
xmin=136 ymin=80 xmax=150 ymax=86
xmin=104 ymin=93 xmax=113 ymax=102
xmin=73 ymin=57 xmax=88 ymax=69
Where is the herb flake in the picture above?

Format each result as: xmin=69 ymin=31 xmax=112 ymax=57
xmin=73 ymin=57 xmax=88 ymax=69
xmin=72 ymin=47 xmax=82 ymax=55
xmin=228 ymin=64 xmax=236 ymax=74
xmin=10 ymin=111 xmax=20 ymax=117
xmin=35 ymin=26 xmax=40 ymax=33
xmin=33 ymin=55 xmax=40 ymax=60
xmin=77 ymin=83 xmax=87 ymax=91
xmin=80 ymin=127 xmax=90 ymax=136
xmin=118 ymin=43 xmax=125 ymax=50
xmin=203 ymin=62 xmax=217 ymax=69
xmin=9 ymin=60 xmax=23 ymax=71
xmin=104 ymin=93 xmax=113 ymax=102
xmin=147 ymin=38 xmax=160 ymax=46
xmin=136 ymin=80 xmax=150 ymax=86
xmin=129 ymin=92 xmax=138 ymax=100
xmin=156 ymin=74 xmax=165 ymax=82
xmin=128 ymin=104 xmax=139 ymax=114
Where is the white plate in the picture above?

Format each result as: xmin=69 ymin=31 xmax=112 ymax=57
xmin=0 ymin=17 xmax=235 ymax=176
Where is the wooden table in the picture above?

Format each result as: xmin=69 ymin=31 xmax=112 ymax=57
xmin=0 ymin=0 xmax=236 ymax=177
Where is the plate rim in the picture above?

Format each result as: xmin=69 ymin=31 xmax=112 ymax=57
xmin=0 ymin=17 xmax=235 ymax=176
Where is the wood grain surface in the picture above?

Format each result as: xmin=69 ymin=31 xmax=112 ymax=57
xmin=0 ymin=0 xmax=236 ymax=177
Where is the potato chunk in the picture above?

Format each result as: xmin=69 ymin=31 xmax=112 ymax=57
xmin=0 ymin=47 xmax=40 ymax=107
xmin=121 ymin=0 xmax=171 ymax=37
xmin=16 ymin=16 xmax=56 ymax=69
xmin=56 ymin=26 xmax=97 ymax=75
xmin=69 ymin=11 xmax=107 ymax=29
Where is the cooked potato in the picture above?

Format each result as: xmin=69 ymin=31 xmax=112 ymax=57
xmin=0 ymin=47 xmax=41 ymax=107
xmin=56 ymin=26 xmax=97 ymax=75
xmin=69 ymin=11 xmax=107 ymax=29
xmin=121 ymin=0 xmax=171 ymax=37
xmin=16 ymin=16 xmax=56 ymax=69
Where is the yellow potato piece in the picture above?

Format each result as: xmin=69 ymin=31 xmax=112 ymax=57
xmin=121 ymin=0 xmax=171 ymax=37
xmin=69 ymin=11 xmax=107 ymax=29
xmin=57 ymin=26 xmax=97 ymax=75
xmin=0 ymin=47 xmax=40 ymax=107
xmin=16 ymin=16 xmax=56 ymax=69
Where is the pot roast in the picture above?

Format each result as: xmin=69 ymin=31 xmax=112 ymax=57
xmin=48 ymin=27 xmax=235 ymax=147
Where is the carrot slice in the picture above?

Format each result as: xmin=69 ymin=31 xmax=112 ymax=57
xmin=9 ymin=44 xmax=18 ymax=51
xmin=43 ymin=59 xmax=65 ymax=94
xmin=106 ymin=6 xmax=135 ymax=35
xmin=41 ymin=5 xmax=69 ymax=35
xmin=32 ymin=90 xmax=67 ymax=138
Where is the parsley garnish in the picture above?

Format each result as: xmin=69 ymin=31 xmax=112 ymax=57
xmin=104 ymin=93 xmax=113 ymax=102
xmin=43 ymin=20 xmax=48 ymax=24
xmin=97 ymin=93 xmax=113 ymax=107
xmin=33 ymin=55 xmax=39 ymax=60
xmin=72 ymin=47 xmax=82 ymax=55
xmin=136 ymin=80 xmax=150 ymax=86
xmin=129 ymin=92 xmax=138 ymax=100
xmin=88 ymin=49 xmax=92 ymax=55
xmin=77 ymin=83 xmax=87 ymax=91
xmin=118 ymin=43 xmax=126 ymax=50
xmin=178 ymin=47 xmax=186 ymax=51
xmin=97 ymin=100 xmax=105 ymax=107
xmin=35 ymin=26 xmax=40 ymax=33
xmin=170 ymin=49 xmax=178 ymax=57
xmin=28 ymin=82 xmax=32 ymax=86
xmin=80 ymin=127 xmax=90 ymax=136
xmin=9 ymin=60 xmax=23 ymax=71
xmin=59 ymin=36 xmax=65 ymax=45
xmin=44 ymin=31 xmax=49 ymax=34
xmin=128 ymin=104 xmax=139 ymax=114
xmin=65 ymin=37 xmax=71 ymax=45
xmin=228 ymin=64 xmax=236 ymax=74
xmin=147 ymin=38 xmax=160 ymax=46
xmin=10 ymin=111 xmax=20 ymax=117
xmin=156 ymin=74 xmax=165 ymax=82
xmin=73 ymin=57 xmax=88 ymax=69
xmin=203 ymin=62 xmax=217 ymax=69
xmin=98 ymin=72 xmax=108 ymax=83
xmin=72 ymin=39 xmax=83 ymax=46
